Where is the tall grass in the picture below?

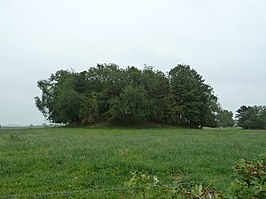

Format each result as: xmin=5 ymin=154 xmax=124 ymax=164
xmin=0 ymin=127 xmax=265 ymax=198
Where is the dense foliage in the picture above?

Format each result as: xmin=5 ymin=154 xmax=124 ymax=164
xmin=127 ymin=155 xmax=266 ymax=198
xmin=230 ymin=154 xmax=266 ymax=198
xmin=236 ymin=105 xmax=266 ymax=129
xmin=216 ymin=109 xmax=235 ymax=127
xmin=35 ymin=64 xmax=220 ymax=127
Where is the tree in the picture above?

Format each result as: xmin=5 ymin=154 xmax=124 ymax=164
xmin=53 ymin=88 xmax=85 ymax=124
xmin=236 ymin=105 xmax=266 ymax=129
xmin=85 ymin=64 xmax=125 ymax=117
xmin=35 ymin=69 xmax=74 ymax=123
xmin=216 ymin=109 xmax=235 ymax=127
xmin=79 ymin=93 xmax=99 ymax=124
xmin=141 ymin=66 xmax=172 ymax=123
xmin=169 ymin=64 xmax=219 ymax=127
xmin=108 ymin=84 xmax=149 ymax=123
xmin=35 ymin=63 xmax=220 ymax=127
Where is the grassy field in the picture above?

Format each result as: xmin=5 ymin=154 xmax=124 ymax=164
xmin=0 ymin=127 xmax=265 ymax=198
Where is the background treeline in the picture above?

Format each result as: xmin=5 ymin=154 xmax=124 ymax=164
xmin=236 ymin=105 xmax=266 ymax=129
xmin=35 ymin=64 xmax=233 ymax=128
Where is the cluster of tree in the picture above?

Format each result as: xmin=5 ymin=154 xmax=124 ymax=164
xmin=236 ymin=105 xmax=266 ymax=129
xmin=216 ymin=109 xmax=235 ymax=128
xmin=35 ymin=63 xmax=232 ymax=128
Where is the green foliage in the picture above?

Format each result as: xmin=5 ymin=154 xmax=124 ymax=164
xmin=54 ymin=88 xmax=85 ymax=124
xmin=127 ymin=155 xmax=266 ymax=198
xmin=216 ymin=109 xmax=235 ymax=127
xmin=141 ymin=66 xmax=172 ymax=123
xmin=79 ymin=93 xmax=99 ymax=124
xmin=35 ymin=63 xmax=220 ymax=127
xmin=108 ymin=84 xmax=149 ymax=123
xmin=230 ymin=154 xmax=266 ymax=198
xmin=236 ymin=105 xmax=266 ymax=129
xmin=35 ymin=69 xmax=80 ymax=123
xmin=169 ymin=64 xmax=218 ymax=127
xmin=126 ymin=172 xmax=223 ymax=198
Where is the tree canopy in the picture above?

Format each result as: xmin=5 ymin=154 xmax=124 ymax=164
xmin=236 ymin=105 xmax=266 ymax=129
xmin=216 ymin=109 xmax=235 ymax=127
xmin=35 ymin=64 xmax=220 ymax=127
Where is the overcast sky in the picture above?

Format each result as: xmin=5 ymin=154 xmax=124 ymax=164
xmin=1 ymin=0 xmax=266 ymax=125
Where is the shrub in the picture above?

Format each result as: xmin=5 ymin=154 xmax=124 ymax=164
xmin=126 ymin=154 xmax=266 ymax=198
xmin=230 ymin=154 xmax=266 ymax=198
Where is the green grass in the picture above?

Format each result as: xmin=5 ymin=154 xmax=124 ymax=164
xmin=0 ymin=127 xmax=265 ymax=198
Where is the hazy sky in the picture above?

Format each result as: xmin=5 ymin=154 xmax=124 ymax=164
xmin=1 ymin=0 xmax=266 ymax=125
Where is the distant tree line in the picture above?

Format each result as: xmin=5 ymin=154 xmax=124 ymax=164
xmin=35 ymin=63 xmax=266 ymax=129
xmin=236 ymin=105 xmax=266 ymax=129
xmin=216 ymin=109 xmax=235 ymax=128
xmin=35 ymin=63 xmax=234 ymax=128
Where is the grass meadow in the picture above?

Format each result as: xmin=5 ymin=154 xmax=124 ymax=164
xmin=0 ymin=127 xmax=265 ymax=198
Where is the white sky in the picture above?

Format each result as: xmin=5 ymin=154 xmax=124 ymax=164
xmin=1 ymin=0 xmax=266 ymax=125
